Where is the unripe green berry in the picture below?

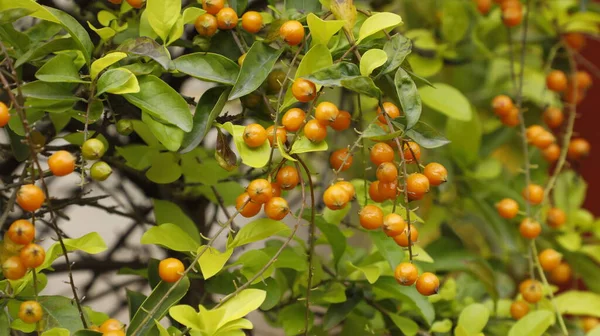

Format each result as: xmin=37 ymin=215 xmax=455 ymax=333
xmin=90 ymin=161 xmax=112 ymax=181
xmin=116 ymin=119 xmax=134 ymax=136
xmin=81 ymin=138 xmax=106 ymax=160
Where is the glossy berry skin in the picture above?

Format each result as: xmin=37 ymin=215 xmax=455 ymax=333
xmin=550 ymin=262 xmax=572 ymax=285
xmin=247 ymin=179 xmax=272 ymax=204
xmin=126 ymin=0 xmax=144 ymax=8
xmin=158 ymin=258 xmax=185 ymax=283
xmin=104 ymin=331 xmax=126 ymax=336
xmin=7 ymin=219 xmax=35 ymax=245
xmin=100 ymin=318 xmax=124 ymax=332
xmin=393 ymin=225 xmax=418 ymax=247
xmin=407 ymin=173 xmax=430 ymax=201
xmin=502 ymin=7 xmax=522 ymax=27
xmin=525 ymin=125 xmax=545 ymax=143
xmin=476 ymin=0 xmax=492 ymax=14
xmin=330 ymin=110 xmax=351 ymax=131
xmin=496 ymin=198 xmax=519 ymax=219
xmin=416 ymin=272 xmax=439 ymax=296
xmin=538 ymin=249 xmax=562 ymax=272
xmin=243 ymin=123 xmax=267 ymax=148
xmin=543 ymin=107 xmax=564 ymax=129
xmin=116 ymin=119 xmax=134 ymax=136
xmin=48 ymin=150 xmax=76 ymax=176
xmin=266 ymin=126 xmax=287 ymax=147
xmin=546 ymin=70 xmax=568 ymax=92
xmin=276 ymin=166 xmax=300 ymax=190
xmin=383 ymin=214 xmax=406 ymax=237
xmin=19 ymin=243 xmax=45 ymax=268
xmin=303 ymin=119 xmax=327 ymax=142
xmin=2 ymin=256 xmax=27 ymax=280
xmin=264 ymin=197 xmax=289 ymax=220
xmin=582 ymin=317 xmax=600 ymax=332
xmin=547 ymin=207 xmax=566 ymax=228
xmin=501 ymin=0 xmax=522 ymax=10
xmin=501 ymin=107 xmax=520 ymax=127
xmin=531 ymin=131 xmax=555 ymax=150
xmin=201 ymin=0 xmax=224 ymax=15
xmin=195 ymin=14 xmax=218 ymax=37
xmin=18 ymin=301 xmax=43 ymax=324
xmin=368 ymin=181 xmax=387 ymax=203
xmin=236 ymin=192 xmax=262 ymax=218
xmin=3 ymin=232 xmax=24 ymax=254
xmin=90 ymin=161 xmax=112 ymax=181
xmin=403 ymin=142 xmax=421 ymax=164
xmin=279 ymin=20 xmax=304 ymax=46
xmin=241 ymin=11 xmax=263 ymax=33
xmin=575 ymin=70 xmax=592 ymax=90
xmin=323 ymin=185 xmax=350 ymax=210
xmin=267 ymin=70 xmax=286 ymax=93
xmin=81 ymin=138 xmax=106 ymax=160
xmin=330 ymin=148 xmax=353 ymax=172
xmin=376 ymin=162 xmax=398 ymax=183
xmin=378 ymin=180 xmax=398 ymax=200
xmin=377 ymin=102 xmax=401 ymax=123
xmin=335 ymin=181 xmax=355 ymax=200
xmin=17 ymin=184 xmax=45 ymax=212
xmin=270 ymin=183 xmax=282 ymax=198
xmin=291 ymin=79 xmax=316 ymax=103
xmin=519 ymin=279 xmax=543 ymax=303
xmin=216 ymin=8 xmax=238 ymax=30
xmin=519 ymin=218 xmax=541 ymax=239
xmin=492 ymin=95 xmax=514 ymax=117
xmin=510 ymin=301 xmax=529 ymax=320
xmin=542 ymin=144 xmax=560 ymax=163
xmin=315 ymin=102 xmax=339 ymax=126
xmin=282 ymin=108 xmax=306 ymax=132
xmin=423 ymin=163 xmax=447 ymax=186
xmin=0 ymin=102 xmax=10 ymax=127
xmin=394 ymin=262 xmax=418 ymax=285
xmin=522 ymin=184 xmax=544 ymax=205
xmin=370 ymin=143 xmax=394 ymax=166
xmin=359 ymin=205 xmax=383 ymax=230
xmin=563 ymin=32 xmax=586 ymax=51
xmin=567 ymin=138 xmax=590 ymax=161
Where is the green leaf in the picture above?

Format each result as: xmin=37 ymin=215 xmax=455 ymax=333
xmin=124 ymin=75 xmax=192 ymax=132
xmin=219 ymin=122 xmax=270 ymax=168
xmin=141 ymin=223 xmax=200 ymax=252
xmin=90 ymin=52 xmax=127 ymax=80
xmin=357 ymin=12 xmax=403 ymax=44
xmin=146 ymin=0 xmax=181 ymax=42
xmin=228 ymin=218 xmax=291 ymax=249
xmin=457 ymin=303 xmax=489 ymax=334
xmin=0 ymin=8 xmax=34 ymax=25
xmin=36 ymin=296 xmax=85 ymax=332
xmin=41 ymin=328 xmax=70 ymax=336
xmin=97 ymin=10 xmax=116 ymax=26
xmin=307 ymin=13 xmax=344 ymax=46
xmin=290 ymin=135 xmax=328 ymax=154
xmin=146 ymin=152 xmax=182 ymax=184
xmin=235 ymin=250 xmax=276 ymax=284
xmin=173 ymin=52 xmax=239 ymax=86
xmin=229 ymin=42 xmax=284 ymax=100
xmin=441 ymin=1 xmax=469 ymax=44
xmin=342 ymin=76 xmax=382 ymax=98
xmin=362 ymin=123 xmax=403 ymax=141
xmin=554 ymin=291 xmax=600 ymax=317
xmin=154 ymin=321 xmax=170 ymax=336
xmin=314 ymin=216 xmax=346 ymax=268
xmin=419 ymin=83 xmax=472 ymax=121
xmin=305 ymin=62 xmax=361 ymax=86
xmin=217 ymin=289 xmax=266 ymax=328
xmin=153 ymin=199 xmax=201 ymax=244
xmin=0 ymin=310 xmax=8 ymax=336
xmin=378 ymin=34 xmax=412 ymax=77
xmin=180 ymin=87 xmax=230 ymax=154
xmin=554 ymin=171 xmax=587 ymax=222
xmin=323 ymin=295 xmax=361 ymax=330
xmin=408 ymin=54 xmax=443 ymax=78
xmin=117 ymin=37 xmax=172 ymax=70
xmin=115 ymin=145 xmax=158 ymax=170
xmin=38 ymin=232 xmax=107 ymax=270
xmin=253 ymin=278 xmax=281 ymax=310
xmin=507 ymin=310 xmax=554 ymax=336
xmin=169 ymin=305 xmax=202 ymax=330
xmin=404 ymin=121 xmax=450 ymax=148
xmin=87 ymin=22 xmax=115 ymax=41
xmin=446 ymin=111 xmax=481 ymax=166
xmin=347 ymin=261 xmax=381 ymax=284
xmin=387 ymin=313 xmax=419 ymax=336
xmin=373 ymin=277 xmax=435 ymax=325
xmin=370 ymin=230 xmax=404 ymax=271
xmin=35 ymin=53 xmax=86 ymax=83
xmin=141 ymin=112 xmax=185 ymax=151
xmin=127 ymin=290 xmax=147 ymax=321
xmin=279 ymin=303 xmax=313 ymax=336
xmin=360 ymin=49 xmax=387 ymax=76
xmin=198 ymin=246 xmax=234 ymax=279
xmin=394 ymin=67 xmax=421 ymax=129
xmin=19 ymin=81 xmax=80 ymax=101
xmin=471 ymin=157 xmax=502 ymax=180
xmin=14 ymin=37 xmax=77 ymax=68
xmin=127 ymin=277 xmax=190 ymax=336
xmin=96 ymin=68 xmax=140 ymax=96
xmin=430 ymin=319 xmax=453 ymax=333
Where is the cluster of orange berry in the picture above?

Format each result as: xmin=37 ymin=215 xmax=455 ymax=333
xmin=474 ymin=0 xmax=523 ymax=26
xmin=90 ymin=318 xmax=126 ymax=336
xmin=0 ymin=101 xmax=9 ymax=128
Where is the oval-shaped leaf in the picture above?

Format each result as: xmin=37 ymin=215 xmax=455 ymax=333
xmin=507 ymin=310 xmax=554 ymax=336
xmin=377 ymin=33 xmax=412 ymax=77
xmin=457 ymin=303 xmax=489 ymax=334
xmin=146 ymin=0 xmax=181 ymax=41
xmin=290 ymin=135 xmax=328 ymax=154
xmin=173 ymin=53 xmax=239 ymax=85
xmin=554 ymin=291 xmax=600 ymax=317
xmin=441 ymin=1 xmax=469 ymax=44
xmin=228 ymin=218 xmax=290 ymax=249
xmin=229 ymin=42 xmax=284 ymax=100
xmin=357 ymin=12 xmax=403 ymax=44
xmin=419 ymin=83 xmax=472 ymax=121
xmin=180 ymin=87 xmax=230 ymax=153
xmin=90 ymin=52 xmax=127 ymax=80
xmin=362 ymin=123 xmax=402 ymax=141
xmin=446 ymin=111 xmax=481 ymax=165
xmin=141 ymin=223 xmax=199 ymax=252
xmin=341 ymin=76 xmax=382 ymax=98
xmin=404 ymin=121 xmax=450 ymax=148
xmin=145 ymin=152 xmax=183 ymax=183
xmin=394 ymin=67 xmax=421 ymax=129
xmin=198 ymin=247 xmax=233 ymax=280
xmin=217 ymin=289 xmax=266 ymax=328
xmin=38 ymin=232 xmax=107 ymax=270
xmin=96 ymin=68 xmax=140 ymax=96
xmin=141 ymin=112 xmax=185 ymax=151
xmin=35 ymin=54 xmax=86 ymax=83
xmin=219 ymin=122 xmax=270 ymax=168
xmin=304 ymin=62 xmax=360 ymax=86
xmin=117 ymin=37 xmax=171 ymax=70
xmin=360 ymin=49 xmax=387 ymax=76
xmin=388 ymin=313 xmax=419 ymax=336
xmin=307 ymin=13 xmax=345 ymax=46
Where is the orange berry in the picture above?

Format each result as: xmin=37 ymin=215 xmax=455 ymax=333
xmin=0 ymin=102 xmax=10 ymax=127
xmin=243 ymin=123 xmax=267 ymax=148
xmin=496 ymin=198 xmax=519 ymax=219
xmin=370 ymin=143 xmax=394 ymax=166
xmin=476 ymin=0 xmax=492 ymax=15
xmin=550 ymin=262 xmax=572 ymax=285
xmin=303 ymin=119 xmax=327 ymax=142
xmin=235 ymin=192 xmax=262 ymax=218
xmin=216 ymin=8 xmax=238 ymax=30
xmin=266 ymin=125 xmax=287 ymax=147
xmin=7 ymin=219 xmax=35 ymax=245
xmin=403 ymin=142 xmax=421 ymax=164
xmin=383 ymin=213 xmax=406 ymax=237
xmin=247 ymin=178 xmax=272 ymax=204
xmin=368 ymin=181 xmax=387 ymax=203
xmin=276 ymin=166 xmax=300 ymax=190
xmin=423 ymin=162 xmax=447 ymax=186
xmin=100 ymin=318 xmax=124 ymax=332
xmin=241 ymin=11 xmax=263 ymax=33
xmin=48 ymin=150 xmax=76 ymax=176
xmin=502 ymin=6 xmax=522 ymax=27
xmin=542 ymin=107 xmax=564 ymax=129
xmin=538 ymin=249 xmax=562 ymax=272
xmin=377 ymin=102 xmax=401 ymax=123
xmin=574 ymin=70 xmax=592 ymax=90
xmin=564 ymin=86 xmax=585 ymax=105
xmin=394 ymin=262 xmax=418 ymax=285
xmin=315 ymin=102 xmax=339 ymax=126
xmin=522 ymin=184 xmax=544 ymax=205
xmin=16 ymin=184 xmax=45 ymax=212
xmin=525 ymin=125 xmax=545 ymax=143
xmin=359 ymin=205 xmax=384 ymax=230
xmin=563 ymin=32 xmax=586 ymax=51
xmin=264 ymin=197 xmax=289 ymax=220
xmin=547 ymin=207 xmax=566 ymax=228
xmin=323 ymin=184 xmax=350 ymax=210
xmin=282 ymin=108 xmax=306 ymax=132
xmin=393 ymin=225 xmax=418 ymax=247
xmin=291 ymin=79 xmax=316 ymax=103
xmin=492 ymin=95 xmax=514 ymax=117
xmin=18 ymin=301 xmax=43 ymax=324
xmin=542 ymin=144 xmax=560 ymax=163
xmin=330 ymin=110 xmax=351 ymax=131
xmin=546 ymin=70 xmax=568 ymax=92
xmin=2 ymin=256 xmax=26 ymax=280
xmin=335 ymin=181 xmax=356 ymax=200
xmin=279 ymin=20 xmax=304 ymax=46
xmin=330 ymin=148 xmax=353 ymax=172
xmin=376 ymin=162 xmax=398 ymax=183
xmin=158 ymin=258 xmax=184 ymax=283
xmin=500 ymin=0 xmax=522 ymax=10
xmin=104 ymin=332 xmax=126 ymax=336
xmin=567 ymin=138 xmax=590 ymax=161
xmin=270 ymin=183 xmax=282 ymax=198
xmin=501 ymin=107 xmax=520 ymax=127
xmin=378 ymin=180 xmax=398 ymax=200
xmin=531 ymin=131 xmax=555 ymax=150
xmin=407 ymin=173 xmax=430 ymax=201
xmin=519 ymin=218 xmax=542 ymax=239
xmin=519 ymin=279 xmax=543 ymax=303
xmin=416 ymin=272 xmax=439 ymax=296
xmin=510 ymin=301 xmax=529 ymax=320
xmin=19 ymin=243 xmax=45 ymax=269
xmin=582 ymin=317 xmax=600 ymax=333
xmin=126 ymin=0 xmax=144 ymax=8
xmin=89 ymin=325 xmax=101 ymax=331
xmin=195 ymin=14 xmax=218 ymax=37
xmin=201 ymin=0 xmax=224 ymax=15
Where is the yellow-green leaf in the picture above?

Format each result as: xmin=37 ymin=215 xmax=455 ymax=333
xmin=146 ymin=0 xmax=181 ymax=42
xmin=357 ymin=12 xmax=403 ymax=44
xmin=359 ymin=49 xmax=387 ymax=76
xmin=555 ymin=291 xmax=600 ymax=317
xmin=198 ymin=246 xmax=233 ymax=279
xmin=306 ymin=13 xmax=345 ymax=47
xmin=91 ymin=52 xmax=127 ymax=80
xmin=219 ymin=122 xmax=270 ymax=168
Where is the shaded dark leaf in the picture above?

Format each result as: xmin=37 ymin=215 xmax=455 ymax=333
xmin=377 ymin=33 xmax=412 ymax=77
xmin=394 ymin=67 xmax=421 ymax=129
xmin=229 ymin=42 xmax=284 ymax=100
xmin=304 ymin=62 xmax=360 ymax=86
xmin=180 ymin=87 xmax=230 ymax=153
xmin=173 ymin=53 xmax=239 ymax=86
xmin=117 ymin=37 xmax=172 ymax=70
xmin=404 ymin=121 xmax=450 ymax=148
